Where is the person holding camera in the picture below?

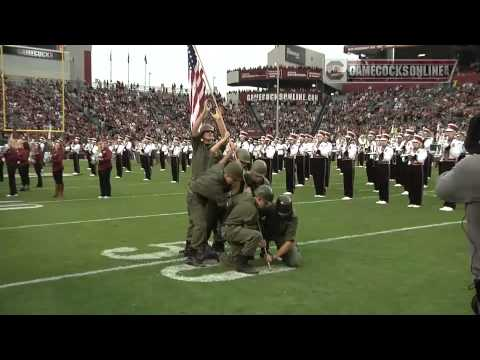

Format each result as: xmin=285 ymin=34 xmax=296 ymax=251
xmin=436 ymin=115 xmax=480 ymax=315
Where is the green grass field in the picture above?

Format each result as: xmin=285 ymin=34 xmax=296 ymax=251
xmin=0 ymin=159 xmax=473 ymax=314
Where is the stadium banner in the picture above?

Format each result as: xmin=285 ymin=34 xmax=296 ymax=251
xmin=344 ymin=45 xmax=418 ymax=53
xmin=324 ymin=59 xmax=458 ymax=83
xmin=240 ymin=91 xmax=319 ymax=103
xmin=2 ymin=45 xmax=62 ymax=61
xmin=238 ymin=68 xmax=323 ymax=81
xmin=240 ymin=70 xmax=267 ymax=81
xmin=285 ymin=45 xmax=306 ymax=65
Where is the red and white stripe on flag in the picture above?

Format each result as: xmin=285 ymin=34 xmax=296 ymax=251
xmin=188 ymin=45 xmax=206 ymax=130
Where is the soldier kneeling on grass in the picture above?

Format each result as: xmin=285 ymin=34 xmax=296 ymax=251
xmin=260 ymin=193 xmax=303 ymax=268
xmin=221 ymin=184 xmax=274 ymax=274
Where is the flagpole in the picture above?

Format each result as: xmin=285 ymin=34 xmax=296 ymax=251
xmin=144 ymin=55 xmax=147 ymax=91
xmin=127 ymin=53 xmax=130 ymax=88
xmin=109 ymin=50 xmax=112 ymax=83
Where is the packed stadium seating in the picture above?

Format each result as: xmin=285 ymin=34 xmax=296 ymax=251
xmin=2 ymin=78 xmax=480 ymax=142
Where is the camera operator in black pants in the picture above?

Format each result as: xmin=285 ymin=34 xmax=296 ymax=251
xmin=436 ymin=115 xmax=480 ymax=315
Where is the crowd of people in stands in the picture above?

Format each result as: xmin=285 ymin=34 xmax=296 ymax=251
xmin=322 ymin=83 xmax=480 ymax=135
xmin=1 ymin=78 xmax=480 ymax=145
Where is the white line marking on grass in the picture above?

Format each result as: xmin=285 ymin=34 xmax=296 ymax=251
xmin=35 ymin=192 xmax=185 ymax=204
xmin=0 ymin=192 xmax=439 ymax=231
xmin=0 ymin=212 xmax=187 ymax=231
xmin=160 ymin=263 xmax=293 ymax=283
xmin=0 ymin=204 xmax=43 ymax=211
xmin=0 ymin=221 xmax=462 ymax=289
xmin=0 ymin=258 xmax=181 ymax=290
xmin=300 ymin=221 xmax=463 ymax=245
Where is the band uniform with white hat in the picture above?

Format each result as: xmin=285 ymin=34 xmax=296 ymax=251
xmin=438 ymin=123 xmax=462 ymax=212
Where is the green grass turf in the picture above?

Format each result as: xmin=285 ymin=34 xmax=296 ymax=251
xmin=0 ymin=159 xmax=473 ymax=314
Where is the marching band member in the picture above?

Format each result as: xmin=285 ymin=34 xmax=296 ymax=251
xmin=0 ymin=142 xmax=5 ymax=183
xmin=421 ymin=128 xmax=434 ymax=188
xmin=400 ymin=129 xmax=415 ymax=196
xmin=375 ymin=134 xmax=394 ymax=205
xmin=97 ymin=140 xmax=113 ymax=199
xmin=407 ymin=135 xmax=428 ymax=208
xmin=265 ymin=134 xmax=275 ymax=182
xmin=372 ymin=134 xmax=382 ymax=193
xmin=52 ymin=139 xmax=64 ymax=200
xmin=392 ymin=134 xmax=404 ymax=187
xmin=311 ymin=131 xmax=330 ymax=198
xmin=181 ymin=139 xmax=189 ymax=173
xmin=31 ymin=142 xmax=44 ymax=188
xmin=71 ymin=137 xmax=81 ymax=175
xmin=323 ymin=131 xmax=333 ymax=188
xmin=285 ymin=134 xmax=297 ymax=194
xmin=303 ymin=134 xmax=314 ymax=181
xmin=438 ymin=123 xmax=463 ymax=212
xmin=276 ymin=138 xmax=286 ymax=172
xmin=90 ymin=138 xmax=99 ymax=177
xmin=365 ymin=132 xmax=376 ymax=186
xmin=114 ymin=136 xmax=124 ymax=179
xmin=357 ymin=134 xmax=367 ymax=167
xmin=84 ymin=138 xmax=93 ymax=172
xmin=295 ymin=135 xmax=306 ymax=187
xmin=169 ymin=137 xmax=181 ymax=183
xmin=160 ymin=140 xmax=168 ymax=171
xmin=187 ymin=140 xmax=193 ymax=167
xmin=4 ymin=136 xmax=19 ymax=197
xmin=341 ymin=131 xmax=357 ymax=200
xmin=271 ymin=137 xmax=279 ymax=175
xmin=123 ymin=135 xmax=132 ymax=173
xmin=143 ymin=136 xmax=154 ymax=181
xmin=17 ymin=139 xmax=30 ymax=192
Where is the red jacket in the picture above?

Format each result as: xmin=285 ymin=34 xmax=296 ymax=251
xmin=52 ymin=151 xmax=64 ymax=172
xmin=4 ymin=148 xmax=18 ymax=166
xmin=17 ymin=148 xmax=29 ymax=165
xmin=98 ymin=148 xmax=112 ymax=171
xmin=34 ymin=153 xmax=44 ymax=167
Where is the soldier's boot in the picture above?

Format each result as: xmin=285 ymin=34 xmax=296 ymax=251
xmin=179 ymin=241 xmax=194 ymax=257
xmin=220 ymin=253 xmax=236 ymax=268
xmin=203 ymin=244 xmax=219 ymax=261
xmin=185 ymin=248 xmax=205 ymax=267
xmin=472 ymin=279 xmax=480 ymax=315
xmin=235 ymin=255 xmax=259 ymax=275
xmin=212 ymin=241 xmax=225 ymax=254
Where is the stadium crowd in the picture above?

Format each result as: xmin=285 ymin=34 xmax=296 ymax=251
xmin=2 ymin=79 xmax=480 ymax=145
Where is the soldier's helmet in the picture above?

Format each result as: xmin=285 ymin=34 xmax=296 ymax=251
xmin=276 ymin=194 xmax=293 ymax=218
xmin=224 ymin=161 xmax=243 ymax=180
xmin=251 ymin=159 xmax=267 ymax=177
xmin=199 ymin=124 xmax=215 ymax=136
xmin=255 ymin=184 xmax=274 ymax=202
xmin=236 ymin=148 xmax=251 ymax=164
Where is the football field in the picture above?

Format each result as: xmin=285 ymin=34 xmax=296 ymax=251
xmin=0 ymin=159 xmax=472 ymax=314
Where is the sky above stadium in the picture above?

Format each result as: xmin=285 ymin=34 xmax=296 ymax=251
xmin=91 ymin=45 xmax=358 ymax=95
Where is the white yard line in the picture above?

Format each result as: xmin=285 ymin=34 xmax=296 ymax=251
xmin=0 ymin=192 xmax=439 ymax=231
xmin=0 ymin=221 xmax=462 ymax=290
xmin=35 ymin=192 xmax=186 ymax=204
xmin=0 ymin=211 xmax=187 ymax=231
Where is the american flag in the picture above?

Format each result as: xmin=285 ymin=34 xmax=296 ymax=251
xmin=188 ymin=45 xmax=206 ymax=129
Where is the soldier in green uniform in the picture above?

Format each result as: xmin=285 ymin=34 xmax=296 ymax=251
xmin=243 ymin=159 xmax=270 ymax=194
xmin=182 ymin=102 xmax=228 ymax=256
xmin=236 ymin=148 xmax=252 ymax=171
xmin=260 ymin=194 xmax=303 ymax=268
xmin=187 ymin=146 xmax=243 ymax=266
xmin=222 ymin=184 xmax=274 ymax=274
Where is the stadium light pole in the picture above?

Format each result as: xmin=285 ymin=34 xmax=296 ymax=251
xmin=276 ymin=62 xmax=280 ymax=138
